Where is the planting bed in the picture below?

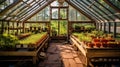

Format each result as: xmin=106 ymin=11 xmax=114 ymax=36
xmin=0 ymin=32 xmax=49 ymax=64
xmin=70 ymin=31 xmax=120 ymax=66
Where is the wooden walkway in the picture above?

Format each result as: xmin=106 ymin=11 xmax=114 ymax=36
xmin=38 ymin=43 xmax=86 ymax=67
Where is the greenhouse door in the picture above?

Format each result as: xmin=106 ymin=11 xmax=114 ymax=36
xmin=50 ymin=7 xmax=68 ymax=40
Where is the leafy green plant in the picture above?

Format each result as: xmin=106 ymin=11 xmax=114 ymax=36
xmin=19 ymin=32 xmax=47 ymax=45
xmin=0 ymin=33 xmax=19 ymax=50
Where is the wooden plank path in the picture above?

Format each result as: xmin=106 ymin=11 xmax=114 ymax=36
xmin=38 ymin=43 xmax=86 ymax=67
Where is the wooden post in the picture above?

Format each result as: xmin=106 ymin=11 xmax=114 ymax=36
xmin=8 ymin=21 xmax=10 ymax=34
xmin=1 ymin=20 xmax=4 ymax=34
xmin=12 ymin=22 xmax=14 ymax=34
xmin=103 ymin=23 xmax=106 ymax=33
xmin=100 ymin=23 xmax=102 ymax=31
xmin=108 ymin=22 xmax=111 ymax=33
xmin=23 ymin=22 xmax=25 ymax=33
xmin=67 ymin=6 xmax=69 ymax=42
xmin=17 ymin=22 xmax=19 ymax=34
xmin=113 ymin=22 xmax=116 ymax=38
xmin=98 ymin=23 xmax=101 ymax=31
xmin=96 ymin=23 xmax=99 ymax=30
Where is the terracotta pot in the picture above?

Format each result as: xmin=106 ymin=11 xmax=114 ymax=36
xmin=107 ymin=42 xmax=117 ymax=48
xmin=102 ymin=43 xmax=107 ymax=47
xmin=87 ymin=43 xmax=94 ymax=48
xmin=94 ymin=42 xmax=101 ymax=48
xmin=93 ymin=38 xmax=100 ymax=42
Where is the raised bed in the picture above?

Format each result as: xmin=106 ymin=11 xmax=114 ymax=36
xmin=17 ymin=33 xmax=31 ymax=39
xmin=0 ymin=32 xmax=49 ymax=64
xmin=18 ymin=32 xmax=48 ymax=49
xmin=70 ymin=35 xmax=120 ymax=66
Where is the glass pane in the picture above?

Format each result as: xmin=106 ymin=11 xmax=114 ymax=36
xmin=51 ymin=1 xmax=59 ymax=6
xmin=71 ymin=1 xmax=101 ymax=21
xmin=52 ymin=8 xmax=58 ymax=19
xmin=28 ymin=6 xmax=50 ymax=21
xmin=69 ymin=6 xmax=77 ymax=21
xmin=90 ymin=0 xmax=117 ymax=19
xmin=69 ymin=2 xmax=94 ymax=21
xmin=60 ymin=21 xmax=67 ymax=36
xmin=0 ymin=0 xmax=15 ymax=12
xmin=73 ymin=0 xmax=103 ymax=21
xmin=60 ymin=8 xmax=67 ymax=19
xmin=116 ymin=22 xmax=120 ymax=34
xmin=98 ymin=0 xmax=117 ymax=13
xmin=108 ymin=0 xmax=120 ymax=9
xmin=81 ymin=0 xmax=110 ymax=20
xmin=51 ymin=20 xmax=58 ymax=36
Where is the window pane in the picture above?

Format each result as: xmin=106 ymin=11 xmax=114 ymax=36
xmin=60 ymin=21 xmax=67 ymax=36
xmin=52 ymin=8 xmax=58 ymax=19
xmin=60 ymin=9 xmax=67 ymax=19
xmin=51 ymin=20 xmax=58 ymax=36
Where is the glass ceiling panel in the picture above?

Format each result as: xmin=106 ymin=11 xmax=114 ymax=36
xmin=76 ymin=0 xmax=106 ymax=21
xmin=28 ymin=6 xmax=50 ymax=21
xmin=70 ymin=0 xmax=101 ymax=21
xmin=17 ymin=2 xmax=36 ymax=17
xmin=78 ymin=0 xmax=113 ymax=21
xmin=94 ymin=0 xmax=120 ymax=19
xmin=98 ymin=0 xmax=120 ymax=21
xmin=98 ymin=0 xmax=117 ymax=13
xmin=21 ymin=5 xmax=42 ymax=20
xmin=1 ymin=0 xmax=47 ymax=21
xmin=87 ymin=0 xmax=115 ymax=20
xmin=69 ymin=5 xmax=90 ymax=21
xmin=51 ymin=0 xmax=68 ymax=6
xmin=51 ymin=1 xmax=59 ymax=6
xmin=72 ymin=0 xmax=105 ymax=21
xmin=108 ymin=0 xmax=120 ymax=9
xmin=92 ymin=0 xmax=119 ymax=20
xmin=1 ymin=2 xmax=22 ymax=19
xmin=0 ymin=0 xmax=17 ymax=12
xmin=20 ymin=0 xmax=47 ymax=21
xmin=26 ymin=0 xmax=33 ymax=4
xmin=17 ymin=3 xmax=39 ymax=19
xmin=9 ymin=0 xmax=35 ymax=20
xmin=19 ymin=0 xmax=46 ymax=21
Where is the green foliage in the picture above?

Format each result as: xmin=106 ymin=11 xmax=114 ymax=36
xmin=84 ymin=25 xmax=95 ymax=29
xmin=73 ymin=33 xmax=92 ymax=42
xmin=19 ymin=32 xmax=47 ymax=45
xmin=73 ymin=30 xmax=105 ymax=42
xmin=0 ymin=32 xmax=47 ymax=50
xmin=0 ymin=33 xmax=19 ymax=49
xmin=91 ymin=30 xmax=104 ymax=36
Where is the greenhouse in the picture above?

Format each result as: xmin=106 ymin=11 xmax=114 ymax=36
xmin=0 ymin=0 xmax=120 ymax=67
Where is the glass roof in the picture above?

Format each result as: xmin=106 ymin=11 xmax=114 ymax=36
xmin=0 ymin=0 xmax=119 ymax=23
xmin=69 ymin=0 xmax=120 ymax=22
xmin=0 ymin=0 xmax=53 ymax=21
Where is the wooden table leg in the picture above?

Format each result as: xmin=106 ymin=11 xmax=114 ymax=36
xmin=33 ymin=56 xmax=37 ymax=64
